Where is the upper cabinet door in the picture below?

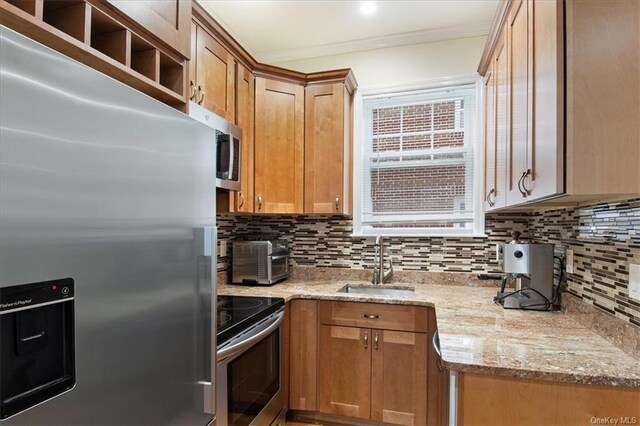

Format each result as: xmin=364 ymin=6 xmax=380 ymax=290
xmin=506 ymin=0 xmax=530 ymax=206
xmin=524 ymin=0 xmax=564 ymax=201
xmin=483 ymin=61 xmax=497 ymax=211
xmin=106 ymin=0 xmax=191 ymax=59
xmin=232 ymin=63 xmax=255 ymax=213
xmin=195 ymin=25 xmax=235 ymax=121
xmin=188 ymin=21 xmax=197 ymax=103
xmin=494 ymin=31 xmax=508 ymax=210
xmin=304 ymin=83 xmax=352 ymax=214
xmin=254 ymin=77 xmax=304 ymax=214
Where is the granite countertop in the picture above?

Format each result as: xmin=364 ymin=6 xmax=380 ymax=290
xmin=218 ymin=275 xmax=640 ymax=388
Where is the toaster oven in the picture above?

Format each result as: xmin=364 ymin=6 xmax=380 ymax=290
xmin=232 ymin=240 xmax=290 ymax=285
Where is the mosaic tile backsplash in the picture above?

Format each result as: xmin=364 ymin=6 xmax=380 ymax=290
xmin=217 ymin=213 xmax=529 ymax=273
xmin=529 ymin=198 xmax=640 ymax=328
xmin=217 ymin=198 xmax=640 ymax=327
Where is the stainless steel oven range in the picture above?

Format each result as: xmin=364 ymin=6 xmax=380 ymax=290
xmin=216 ymin=296 xmax=285 ymax=426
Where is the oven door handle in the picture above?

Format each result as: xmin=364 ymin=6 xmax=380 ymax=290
xmin=217 ymin=309 xmax=284 ymax=362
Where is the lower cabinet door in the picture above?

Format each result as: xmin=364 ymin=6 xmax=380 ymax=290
xmin=371 ymin=330 xmax=428 ymax=426
xmin=319 ymin=325 xmax=371 ymax=419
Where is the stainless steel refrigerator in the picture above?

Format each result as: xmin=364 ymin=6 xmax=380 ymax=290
xmin=0 ymin=26 xmax=217 ymax=425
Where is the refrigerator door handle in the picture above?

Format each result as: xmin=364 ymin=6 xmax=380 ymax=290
xmin=195 ymin=226 xmax=217 ymax=417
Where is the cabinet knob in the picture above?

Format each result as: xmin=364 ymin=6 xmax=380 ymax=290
xmin=335 ymin=196 xmax=340 ymax=212
xmin=363 ymin=332 xmax=369 ymax=349
xmin=257 ymin=194 xmax=262 ymax=211
xmin=486 ymin=188 xmax=496 ymax=207
xmin=363 ymin=314 xmax=379 ymax=319
xmin=190 ymin=81 xmax=196 ymax=101
xmin=238 ymin=192 xmax=245 ymax=209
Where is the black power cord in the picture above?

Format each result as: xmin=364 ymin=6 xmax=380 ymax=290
xmin=494 ymin=287 xmax=552 ymax=311
xmin=553 ymin=255 xmax=565 ymax=308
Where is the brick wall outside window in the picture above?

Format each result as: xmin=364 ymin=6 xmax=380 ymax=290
xmin=360 ymin=83 xmax=478 ymax=234
xmin=368 ymin=100 xmax=469 ymax=219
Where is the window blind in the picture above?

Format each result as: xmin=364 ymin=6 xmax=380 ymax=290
xmin=361 ymin=85 xmax=476 ymax=229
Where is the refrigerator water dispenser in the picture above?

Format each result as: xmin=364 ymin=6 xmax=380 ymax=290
xmin=0 ymin=279 xmax=76 ymax=420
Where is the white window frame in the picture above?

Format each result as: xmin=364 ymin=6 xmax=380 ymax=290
xmin=352 ymin=74 xmax=485 ymax=238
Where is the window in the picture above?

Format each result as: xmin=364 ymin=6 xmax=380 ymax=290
xmin=354 ymin=79 xmax=484 ymax=237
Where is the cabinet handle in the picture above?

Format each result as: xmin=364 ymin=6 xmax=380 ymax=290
xmin=374 ymin=332 xmax=379 ymax=350
xmin=363 ymin=314 xmax=379 ymax=319
xmin=517 ymin=172 xmax=527 ymax=197
xmin=257 ymin=194 xmax=262 ymax=211
xmin=197 ymin=85 xmax=204 ymax=105
xmin=521 ymin=169 xmax=532 ymax=196
xmin=190 ymin=81 xmax=196 ymax=101
xmin=364 ymin=332 xmax=369 ymax=349
xmin=486 ymin=188 xmax=496 ymax=207
xmin=238 ymin=192 xmax=245 ymax=208
xmin=335 ymin=196 xmax=340 ymax=212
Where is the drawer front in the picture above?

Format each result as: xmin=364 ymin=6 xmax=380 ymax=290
xmin=319 ymin=301 xmax=428 ymax=333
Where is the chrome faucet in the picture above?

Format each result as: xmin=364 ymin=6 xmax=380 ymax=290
xmin=372 ymin=235 xmax=393 ymax=285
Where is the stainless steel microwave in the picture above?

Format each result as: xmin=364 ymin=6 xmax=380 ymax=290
xmin=189 ymin=102 xmax=242 ymax=191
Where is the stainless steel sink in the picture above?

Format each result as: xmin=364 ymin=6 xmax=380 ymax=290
xmin=337 ymin=284 xmax=415 ymax=297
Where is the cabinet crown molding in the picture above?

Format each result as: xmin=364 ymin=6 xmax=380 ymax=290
xmin=478 ymin=0 xmax=513 ymax=76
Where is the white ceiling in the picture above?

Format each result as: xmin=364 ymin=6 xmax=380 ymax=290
xmin=197 ymin=1 xmax=500 ymax=63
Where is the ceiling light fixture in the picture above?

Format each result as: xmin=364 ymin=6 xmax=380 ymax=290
xmin=360 ymin=1 xmax=378 ymax=15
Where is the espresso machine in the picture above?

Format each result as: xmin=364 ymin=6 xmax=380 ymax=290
xmin=495 ymin=234 xmax=556 ymax=311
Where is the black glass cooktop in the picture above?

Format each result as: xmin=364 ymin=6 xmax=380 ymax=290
xmin=216 ymin=295 xmax=284 ymax=347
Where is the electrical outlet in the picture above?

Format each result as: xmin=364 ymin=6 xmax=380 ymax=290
xmin=219 ymin=240 xmax=228 ymax=257
xmin=630 ymin=264 xmax=640 ymax=302
xmin=566 ymin=249 xmax=574 ymax=274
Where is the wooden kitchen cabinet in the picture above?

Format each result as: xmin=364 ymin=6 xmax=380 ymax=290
xmin=479 ymin=0 xmax=639 ymax=210
xmin=254 ymin=77 xmax=305 ymax=213
xmin=319 ymin=325 xmax=372 ymax=420
xmin=230 ymin=63 xmax=255 ymax=212
xmin=105 ymin=0 xmax=191 ymax=59
xmin=193 ymin=23 xmax=235 ymax=121
xmin=191 ymin=1 xmax=358 ymax=215
xmin=371 ymin=330 xmax=428 ymax=425
xmin=304 ymin=82 xmax=353 ymax=214
xmin=458 ymin=373 xmax=640 ymax=426
xmin=506 ymin=0 xmax=530 ymax=206
xmin=317 ymin=301 xmax=430 ymax=425
xmin=189 ymin=21 xmax=197 ymax=102
xmin=525 ymin=0 xmax=564 ymax=202
xmin=506 ymin=0 xmax=564 ymax=205
xmin=0 ymin=0 xmax=188 ymax=108
xmin=484 ymin=30 xmax=508 ymax=211
xmin=564 ymin=0 xmax=639 ymax=196
xmin=289 ymin=300 xmax=318 ymax=411
xmin=319 ymin=300 xmax=429 ymax=333
xmin=483 ymin=55 xmax=496 ymax=211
